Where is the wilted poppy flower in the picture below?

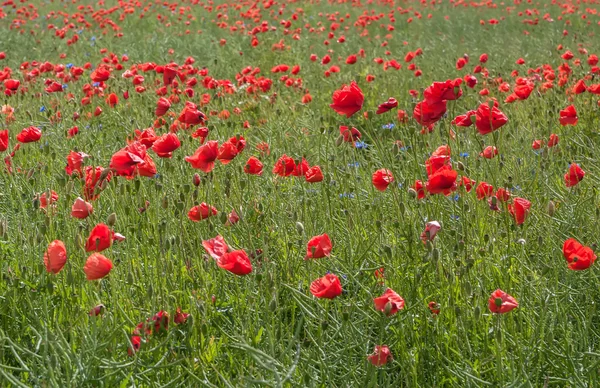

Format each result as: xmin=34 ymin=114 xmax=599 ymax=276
xmin=480 ymin=146 xmax=498 ymax=159
xmin=475 ymin=102 xmax=508 ymax=135
xmin=420 ymin=221 xmax=441 ymax=243
xmin=305 ymin=166 xmax=324 ymax=183
xmin=339 ymin=126 xmax=361 ymax=142
xmin=244 ymin=156 xmax=264 ymax=175
xmin=426 ymin=166 xmax=458 ymax=195
xmin=0 ymin=129 xmax=8 ymax=152
xmin=226 ymin=209 xmax=240 ymax=226
xmin=202 ymin=235 xmax=229 ymax=259
xmin=563 ymin=238 xmax=596 ymax=270
xmin=185 ymin=140 xmax=218 ymax=172
xmin=373 ymin=288 xmax=405 ymax=316
xmin=84 ymin=166 xmax=111 ymax=201
xmin=155 ymin=97 xmax=171 ymax=116
xmin=83 ymin=253 xmax=113 ymax=280
xmin=368 ymin=345 xmax=392 ymax=367
xmin=174 ymin=308 xmax=190 ymax=324
xmin=376 ymin=97 xmax=398 ymax=114
xmin=372 ymin=169 xmax=394 ymax=191
xmin=272 ymin=154 xmax=296 ymax=177
xmin=187 ymin=203 xmax=218 ymax=222
xmin=330 ymin=81 xmax=364 ymax=118
xmin=488 ymin=289 xmax=518 ymax=314
xmin=85 ymin=223 xmax=113 ymax=252
xmin=309 ymin=273 xmax=342 ymax=299
xmin=151 ymin=133 xmax=180 ymax=158
xmin=217 ymin=249 xmax=252 ymax=275
xmin=413 ymin=100 xmax=447 ymax=127
xmin=44 ymin=240 xmax=67 ymax=274
xmin=305 ymin=233 xmax=333 ymax=259
xmin=423 ymin=79 xmax=463 ymax=105
xmin=565 ymin=164 xmax=585 ymax=187
xmin=16 ymin=126 xmax=42 ymax=143
xmin=559 ymin=105 xmax=578 ymax=126
xmin=548 ymin=134 xmax=559 ymax=147
xmin=71 ymin=197 xmax=93 ymax=219
xmin=507 ymin=197 xmax=531 ymax=225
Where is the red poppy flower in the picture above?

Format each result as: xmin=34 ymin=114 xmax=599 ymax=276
xmin=496 ymin=188 xmax=511 ymax=202
xmin=425 ymin=166 xmax=458 ymax=195
xmin=476 ymin=182 xmax=494 ymax=200
xmin=548 ymin=134 xmax=559 ymax=147
xmin=44 ymin=240 xmax=67 ymax=274
xmin=425 ymin=155 xmax=451 ymax=176
xmin=330 ymin=81 xmax=364 ymax=118
xmin=84 ymin=166 xmax=111 ymax=201
xmin=310 ymin=273 xmax=342 ymax=299
xmin=4 ymin=79 xmax=20 ymax=91
xmin=85 ymin=223 xmax=113 ymax=252
xmin=339 ymin=126 xmax=361 ymax=142
xmin=71 ymin=197 xmax=93 ymax=219
xmin=559 ymin=105 xmax=578 ymax=126
xmin=89 ymin=305 xmax=105 ymax=317
xmin=475 ymin=102 xmax=508 ymax=135
xmin=368 ymin=345 xmax=392 ymax=366
xmin=163 ymin=65 xmax=179 ymax=86
xmin=155 ymin=97 xmax=171 ymax=117
xmin=106 ymin=93 xmax=118 ymax=107
xmin=185 ymin=140 xmax=218 ymax=172
xmin=178 ymin=102 xmax=207 ymax=125
xmin=480 ymin=146 xmax=498 ymax=159
xmin=563 ymin=238 xmax=596 ymax=270
xmin=65 ymin=150 xmax=88 ymax=176
xmin=452 ymin=110 xmax=476 ymax=127
xmin=38 ymin=190 xmax=59 ymax=209
xmin=0 ymin=129 xmax=8 ymax=152
xmin=460 ymin=176 xmax=475 ymax=192
xmin=83 ymin=253 xmax=113 ymax=280
xmin=532 ymin=140 xmax=543 ymax=150
xmin=91 ymin=68 xmax=110 ymax=82
xmin=174 ymin=308 xmax=190 ymax=324
xmin=217 ymin=140 xmax=239 ymax=164
xmin=202 ymin=235 xmax=229 ymax=259
xmin=151 ymin=133 xmax=180 ymax=158
xmin=373 ymin=288 xmax=405 ymax=316
xmin=187 ymin=203 xmax=218 ymax=222
xmin=299 ymin=164 xmax=321 ymax=184
xmin=305 ymin=233 xmax=333 ymax=259
xmin=420 ymin=221 xmax=441 ymax=243
xmin=565 ymin=164 xmax=585 ymax=187
xmin=376 ymin=97 xmax=398 ymax=114
xmin=412 ymin=180 xmax=426 ymax=199
xmin=488 ymin=289 xmax=518 ymax=314
xmin=109 ymin=142 xmax=146 ymax=177
xmin=16 ymin=126 xmax=42 ymax=143
xmin=423 ymin=79 xmax=463 ymax=105
xmin=244 ymin=156 xmax=264 ymax=175
xmin=217 ymin=249 xmax=252 ymax=275
xmin=372 ymin=169 xmax=394 ymax=191
xmin=413 ymin=100 xmax=447 ymax=127
xmin=128 ymin=336 xmax=142 ymax=356
xmin=273 ymin=154 xmax=296 ymax=177
xmin=507 ymin=197 xmax=531 ymax=225
xmin=428 ymin=301 xmax=441 ymax=315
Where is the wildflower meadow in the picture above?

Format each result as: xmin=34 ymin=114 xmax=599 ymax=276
xmin=0 ymin=0 xmax=600 ymax=385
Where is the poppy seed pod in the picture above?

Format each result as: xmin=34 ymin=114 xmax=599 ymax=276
xmin=547 ymin=200 xmax=555 ymax=216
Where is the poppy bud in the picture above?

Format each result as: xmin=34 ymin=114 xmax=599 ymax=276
xmin=490 ymin=196 xmax=497 ymax=207
xmin=27 ymin=168 xmax=35 ymax=180
xmin=269 ymin=298 xmax=277 ymax=312
xmin=107 ymin=213 xmax=117 ymax=227
xmin=335 ymin=135 xmax=344 ymax=146
xmin=321 ymin=320 xmax=329 ymax=330
xmin=474 ymin=306 xmax=481 ymax=320
xmin=384 ymin=301 xmax=393 ymax=316
xmin=211 ymin=295 xmax=216 ymax=304
xmin=432 ymin=248 xmax=440 ymax=260
xmin=547 ymin=200 xmax=555 ymax=216
xmin=33 ymin=198 xmax=40 ymax=209
xmin=193 ymin=173 xmax=201 ymax=186
xmin=296 ymin=222 xmax=304 ymax=234
xmin=161 ymin=196 xmax=168 ymax=209
xmin=517 ymin=238 xmax=526 ymax=245
xmin=100 ymin=179 xmax=109 ymax=191
xmin=408 ymin=188 xmax=417 ymax=198
xmin=0 ymin=220 xmax=5 ymax=237
xmin=457 ymin=161 xmax=465 ymax=171
xmin=76 ymin=234 xmax=84 ymax=250
xmin=342 ymin=310 xmax=350 ymax=321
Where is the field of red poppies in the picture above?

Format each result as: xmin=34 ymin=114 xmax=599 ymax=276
xmin=1 ymin=0 xmax=600 ymax=385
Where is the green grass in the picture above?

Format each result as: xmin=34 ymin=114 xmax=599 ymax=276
xmin=1 ymin=0 xmax=600 ymax=386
